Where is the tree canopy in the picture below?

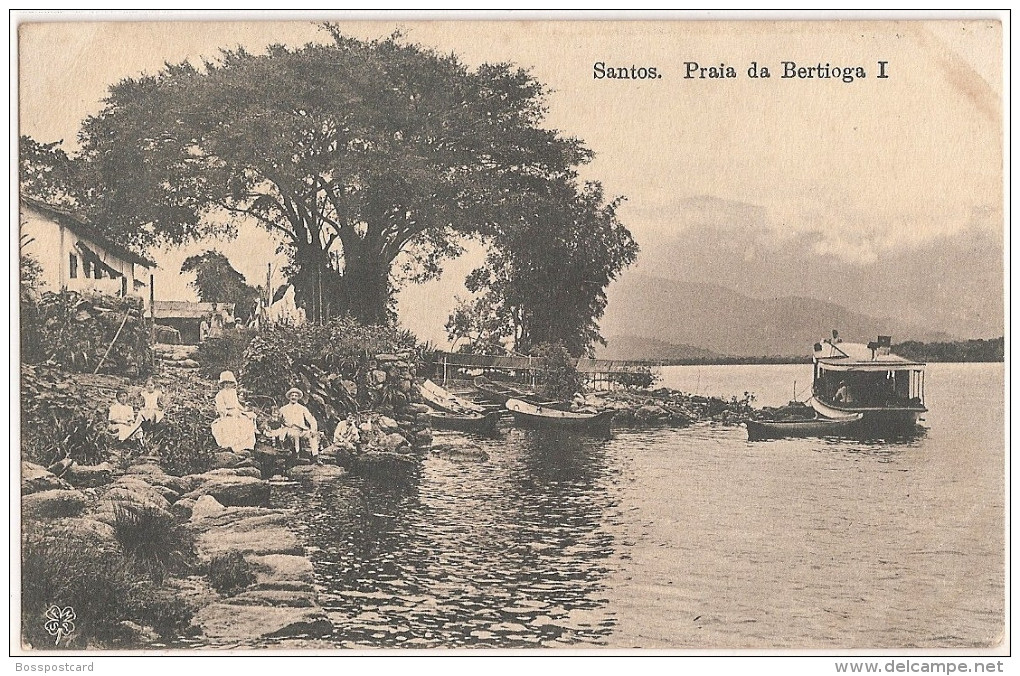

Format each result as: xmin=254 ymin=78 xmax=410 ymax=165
xmin=180 ymin=250 xmax=260 ymax=322
xmin=450 ymin=181 xmax=638 ymax=357
xmin=75 ymin=27 xmax=596 ymax=324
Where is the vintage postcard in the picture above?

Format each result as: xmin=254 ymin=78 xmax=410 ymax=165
xmin=13 ymin=13 xmax=1006 ymax=659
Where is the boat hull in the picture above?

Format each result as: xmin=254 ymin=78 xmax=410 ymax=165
xmin=809 ymin=397 xmax=923 ymax=437
xmin=505 ymin=399 xmax=614 ymax=435
xmin=420 ymin=379 xmax=488 ymax=414
xmin=428 ymin=410 xmax=502 ymax=435
xmin=746 ymin=416 xmax=861 ymax=441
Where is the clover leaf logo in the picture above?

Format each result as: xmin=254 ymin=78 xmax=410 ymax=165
xmin=44 ymin=605 xmax=76 ymax=646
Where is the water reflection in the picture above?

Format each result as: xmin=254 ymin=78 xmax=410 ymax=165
xmin=274 ymin=427 xmax=619 ymax=648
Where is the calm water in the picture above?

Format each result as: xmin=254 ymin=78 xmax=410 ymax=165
xmin=274 ymin=363 xmax=1004 ymax=649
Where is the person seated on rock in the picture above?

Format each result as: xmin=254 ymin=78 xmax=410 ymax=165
xmin=138 ymin=377 xmax=165 ymax=429
xmin=211 ymin=371 xmax=256 ymax=452
xmin=279 ymin=388 xmax=321 ymax=463
xmin=331 ymin=412 xmax=361 ymax=453
xmin=108 ymin=389 xmax=143 ymax=442
xmin=260 ymin=405 xmax=287 ymax=448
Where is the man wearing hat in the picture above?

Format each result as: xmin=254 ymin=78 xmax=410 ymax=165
xmin=279 ymin=387 xmax=321 ymax=462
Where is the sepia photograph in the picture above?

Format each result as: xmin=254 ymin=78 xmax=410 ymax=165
xmin=12 ymin=12 xmax=1006 ymax=659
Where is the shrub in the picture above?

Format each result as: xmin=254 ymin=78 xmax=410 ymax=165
xmin=193 ymin=327 xmax=255 ymax=380
xmin=21 ymin=525 xmax=194 ymax=649
xmin=241 ymin=316 xmax=423 ymax=420
xmin=22 ymin=291 xmax=153 ymax=375
xmin=611 ymin=367 xmax=660 ymax=391
xmin=206 ymin=552 xmax=256 ymax=596
xmin=112 ymin=504 xmax=197 ymax=582
xmin=144 ymin=401 xmax=218 ymax=476
xmin=531 ymin=341 xmax=585 ymax=399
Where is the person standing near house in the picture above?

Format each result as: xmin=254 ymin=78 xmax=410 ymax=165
xmin=279 ymin=388 xmax=321 ymax=463
xmin=211 ymin=371 xmax=256 ymax=452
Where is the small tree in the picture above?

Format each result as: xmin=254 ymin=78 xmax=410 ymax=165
xmin=180 ymin=250 xmax=260 ymax=322
xmin=531 ymin=341 xmax=585 ymax=399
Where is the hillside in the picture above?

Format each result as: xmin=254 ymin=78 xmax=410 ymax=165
xmin=600 ymin=273 xmax=956 ymax=358
xmin=598 ymin=335 xmax=721 ymax=361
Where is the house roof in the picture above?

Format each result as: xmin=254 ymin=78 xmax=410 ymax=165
xmin=20 ymin=196 xmax=157 ymax=268
xmin=152 ymin=300 xmax=235 ymax=320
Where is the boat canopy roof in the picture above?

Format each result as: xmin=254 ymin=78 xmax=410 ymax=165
xmin=813 ymin=341 xmax=925 ymax=371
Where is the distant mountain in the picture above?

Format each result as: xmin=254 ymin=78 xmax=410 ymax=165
xmin=600 ymin=273 xmax=955 ymax=358
xmin=598 ymin=335 xmax=721 ymax=361
xmin=632 ymin=195 xmax=1004 ymax=340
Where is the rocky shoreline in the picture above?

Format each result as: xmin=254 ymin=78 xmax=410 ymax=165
xmin=22 ymin=454 xmax=353 ymax=648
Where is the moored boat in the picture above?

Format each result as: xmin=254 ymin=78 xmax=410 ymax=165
xmin=427 ymin=409 xmax=502 ymax=435
xmin=420 ymin=379 xmax=489 ymax=415
xmin=746 ymin=414 xmax=862 ymax=441
xmin=473 ymin=376 xmax=568 ymax=409
xmin=505 ymin=398 xmax=614 ymax=435
xmin=809 ymin=334 xmax=927 ymax=437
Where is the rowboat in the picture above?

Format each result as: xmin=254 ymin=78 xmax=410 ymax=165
xmin=473 ymin=376 xmax=568 ymax=409
xmin=505 ymin=398 xmax=614 ymax=435
xmin=427 ymin=409 xmax=502 ymax=435
xmin=419 ymin=379 xmax=489 ymax=415
xmin=746 ymin=414 xmax=862 ymax=441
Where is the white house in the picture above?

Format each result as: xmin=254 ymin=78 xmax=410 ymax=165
xmin=20 ymin=196 xmax=156 ymax=307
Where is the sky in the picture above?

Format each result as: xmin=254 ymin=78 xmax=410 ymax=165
xmin=16 ymin=14 xmax=1005 ymax=344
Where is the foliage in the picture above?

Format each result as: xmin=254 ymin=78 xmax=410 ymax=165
xmin=21 ymin=525 xmax=195 ymax=648
xmin=180 ymin=250 xmax=260 ymax=323
xmin=18 ymin=136 xmax=87 ymax=210
xmin=458 ymin=181 xmax=638 ymax=357
xmin=610 ymin=367 xmax=660 ymax=391
xmin=112 ymin=504 xmax=197 ymax=582
xmin=74 ymin=28 xmax=597 ymax=324
xmin=20 ymin=364 xmax=113 ymax=466
xmin=206 ymin=552 xmax=256 ymax=596
xmin=241 ymin=316 xmax=421 ymax=421
xmin=893 ymin=338 xmax=1004 ymax=363
xmin=445 ymin=295 xmax=511 ymax=354
xmin=531 ymin=341 xmax=586 ymax=399
xmin=22 ymin=291 xmax=153 ymax=375
xmin=145 ymin=402 xmax=217 ymax=476
xmin=193 ymin=327 xmax=255 ymax=380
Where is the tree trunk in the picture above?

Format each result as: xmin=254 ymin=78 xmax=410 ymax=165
xmin=341 ymin=252 xmax=391 ymax=325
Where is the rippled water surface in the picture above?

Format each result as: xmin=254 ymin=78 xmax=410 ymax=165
xmin=274 ymin=363 xmax=1004 ymax=649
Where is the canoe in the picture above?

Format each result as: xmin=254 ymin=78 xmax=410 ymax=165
xmin=420 ymin=379 xmax=488 ymax=415
xmin=473 ymin=376 xmax=568 ymax=409
xmin=505 ymin=398 xmax=614 ymax=435
xmin=746 ymin=414 xmax=862 ymax=441
xmin=427 ymin=409 xmax=502 ymax=435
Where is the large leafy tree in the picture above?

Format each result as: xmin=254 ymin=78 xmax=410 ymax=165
xmin=453 ymin=180 xmax=638 ymax=357
xmin=76 ymin=27 xmax=591 ymax=323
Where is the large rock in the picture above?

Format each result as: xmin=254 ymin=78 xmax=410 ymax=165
xmin=125 ymin=464 xmax=194 ymax=494
xmin=226 ymin=589 xmax=318 ymax=608
xmin=211 ymin=451 xmax=256 ymax=470
xmin=194 ymin=526 xmax=303 ymax=559
xmin=54 ymin=516 xmax=117 ymax=544
xmin=64 ymin=462 xmax=114 ymax=488
xmin=22 ymin=462 xmax=72 ymax=495
xmin=193 ymin=603 xmax=332 ymax=641
xmin=102 ymin=486 xmax=172 ymax=512
xmin=245 ymin=554 xmax=315 ymax=585
xmin=286 ymin=465 xmax=347 ymax=482
xmin=189 ymin=495 xmax=225 ymax=522
xmin=172 ymin=497 xmax=197 ymax=520
xmin=184 ymin=474 xmax=270 ymax=507
xmin=201 ymin=467 xmax=263 ymax=480
xmin=22 ymin=489 xmax=87 ymax=519
xmin=111 ymin=477 xmax=180 ymax=504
